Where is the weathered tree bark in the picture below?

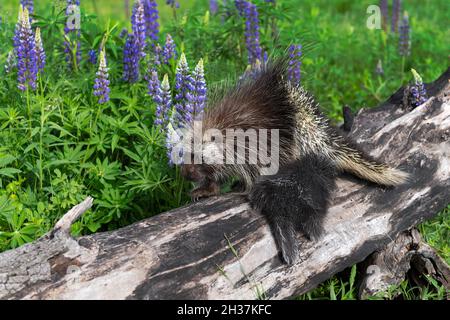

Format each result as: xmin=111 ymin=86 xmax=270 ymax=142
xmin=359 ymin=228 xmax=450 ymax=299
xmin=0 ymin=68 xmax=449 ymax=300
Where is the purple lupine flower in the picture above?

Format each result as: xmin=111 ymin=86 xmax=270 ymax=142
xmin=147 ymin=69 xmax=160 ymax=99
xmin=153 ymin=43 xmax=162 ymax=66
xmin=391 ymin=0 xmax=402 ymax=33
xmin=159 ymin=74 xmax=172 ymax=128
xmin=190 ymin=59 xmax=207 ymax=119
xmin=166 ymin=0 xmax=180 ymax=9
xmin=410 ymin=69 xmax=427 ymax=107
xmin=119 ymin=28 xmax=128 ymax=39
xmin=35 ymin=27 xmax=46 ymax=71
xmin=163 ymin=33 xmax=176 ymax=64
xmin=243 ymin=1 xmax=262 ymax=65
xmin=287 ymin=44 xmax=302 ymax=85
xmin=150 ymin=72 xmax=171 ymax=126
xmin=123 ymin=33 xmax=140 ymax=83
xmin=131 ymin=0 xmax=146 ymax=57
xmin=14 ymin=6 xmax=37 ymax=91
xmin=174 ymin=53 xmax=194 ymax=124
xmin=398 ymin=12 xmax=411 ymax=57
xmin=375 ymin=59 xmax=384 ymax=76
xmin=20 ymin=0 xmax=34 ymax=15
xmin=88 ymin=49 xmax=97 ymax=65
xmin=143 ymin=0 xmax=159 ymax=42
xmin=235 ymin=0 xmax=246 ymax=16
xmin=210 ymin=0 xmax=219 ymax=15
xmin=379 ymin=0 xmax=388 ymax=31
xmin=64 ymin=0 xmax=81 ymax=69
xmin=93 ymin=49 xmax=110 ymax=104
xmin=5 ymin=50 xmax=17 ymax=74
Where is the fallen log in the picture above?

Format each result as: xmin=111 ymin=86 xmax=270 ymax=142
xmin=0 ymin=68 xmax=449 ymax=300
xmin=359 ymin=228 xmax=450 ymax=299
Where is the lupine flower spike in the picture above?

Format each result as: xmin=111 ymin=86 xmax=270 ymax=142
xmin=163 ymin=34 xmax=176 ymax=64
xmin=287 ymin=44 xmax=302 ymax=86
xmin=154 ymin=44 xmax=162 ymax=66
xmin=144 ymin=0 xmax=159 ymax=42
xmin=398 ymin=11 xmax=411 ymax=57
xmin=391 ymin=0 xmax=402 ymax=33
xmin=123 ymin=33 xmax=140 ymax=83
xmin=243 ymin=1 xmax=262 ymax=65
xmin=148 ymin=69 xmax=160 ymax=100
xmin=410 ymin=69 xmax=427 ymax=108
xmin=20 ymin=0 xmax=34 ymax=15
xmin=235 ymin=0 xmax=246 ymax=16
xmin=131 ymin=0 xmax=146 ymax=57
xmin=88 ymin=49 xmax=97 ymax=65
xmin=151 ymin=72 xmax=172 ymax=126
xmin=166 ymin=0 xmax=180 ymax=9
xmin=14 ymin=6 xmax=37 ymax=91
xmin=35 ymin=27 xmax=46 ymax=71
xmin=119 ymin=28 xmax=128 ymax=38
xmin=174 ymin=53 xmax=194 ymax=124
xmin=210 ymin=0 xmax=219 ymax=15
xmin=93 ymin=49 xmax=110 ymax=104
xmin=64 ymin=0 xmax=82 ymax=69
xmin=191 ymin=59 xmax=207 ymax=119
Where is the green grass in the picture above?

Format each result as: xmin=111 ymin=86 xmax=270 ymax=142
xmin=0 ymin=0 xmax=448 ymax=299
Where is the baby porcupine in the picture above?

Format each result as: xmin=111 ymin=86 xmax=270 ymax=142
xmin=179 ymin=58 xmax=410 ymax=264
xmin=249 ymin=154 xmax=337 ymax=265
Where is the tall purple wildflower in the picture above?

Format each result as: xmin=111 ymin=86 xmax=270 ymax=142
xmin=210 ymin=0 xmax=219 ymax=15
xmin=143 ymin=0 xmax=159 ymax=42
xmin=35 ymin=27 xmax=46 ymax=71
xmin=391 ymin=0 xmax=402 ymax=33
xmin=235 ymin=0 xmax=246 ymax=16
xmin=153 ymin=44 xmax=162 ymax=66
xmin=379 ymin=0 xmax=388 ymax=31
xmin=20 ymin=0 xmax=34 ymax=14
xmin=163 ymin=34 xmax=176 ymax=64
xmin=166 ymin=0 xmax=180 ymax=9
xmin=14 ymin=6 xmax=37 ymax=91
xmin=398 ymin=12 xmax=411 ymax=57
xmin=88 ymin=49 xmax=97 ymax=65
xmin=410 ymin=69 xmax=427 ymax=108
xmin=147 ymin=69 xmax=159 ymax=99
xmin=123 ymin=33 xmax=140 ymax=83
xmin=64 ymin=0 xmax=81 ymax=69
xmin=190 ymin=59 xmax=207 ymax=119
xmin=131 ymin=0 xmax=146 ymax=57
xmin=174 ymin=53 xmax=194 ymax=124
xmin=287 ymin=44 xmax=302 ymax=85
xmin=93 ymin=49 xmax=110 ymax=104
xmin=119 ymin=28 xmax=128 ymax=39
xmin=149 ymin=72 xmax=170 ymax=126
xmin=243 ymin=1 xmax=262 ymax=65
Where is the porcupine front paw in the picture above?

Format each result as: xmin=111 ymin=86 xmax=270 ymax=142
xmin=191 ymin=181 xmax=220 ymax=202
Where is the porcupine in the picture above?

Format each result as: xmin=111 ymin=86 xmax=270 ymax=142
xmin=178 ymin=59 xmax=410 ymax=264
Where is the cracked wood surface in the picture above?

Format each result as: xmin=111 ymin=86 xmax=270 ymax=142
xmin=0 ymin=68 xmax=449 ymax=300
